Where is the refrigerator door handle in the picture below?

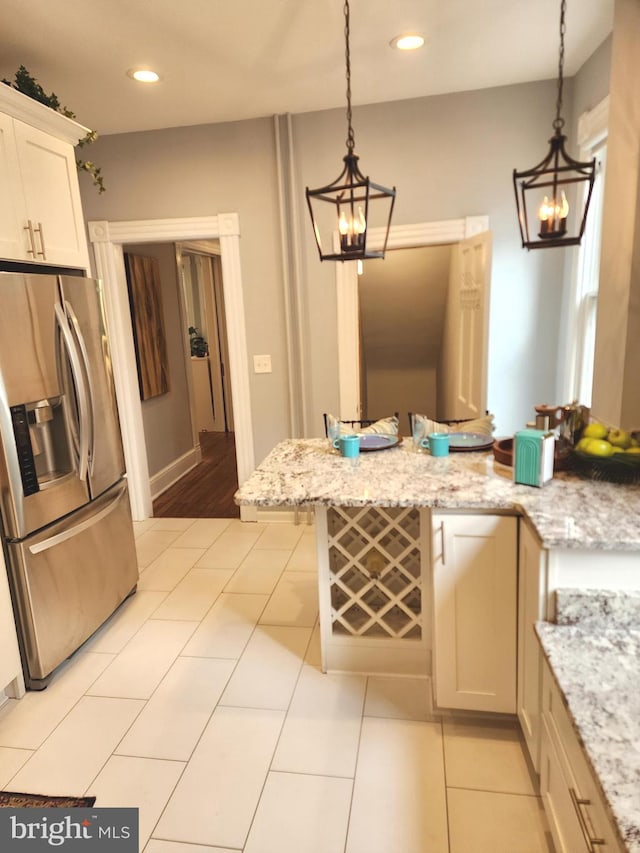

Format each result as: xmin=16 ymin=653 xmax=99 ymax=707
xmin=28 ymin=482 xmax=127 ymax=555
xmin=54 ymin=303 xmax=91 ymax=482
xmin=64 ymin=300 xmax=96 ymax=470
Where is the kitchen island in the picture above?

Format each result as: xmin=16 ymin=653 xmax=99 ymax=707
xmin=236 ymin=437 xmax=640 ymax=550
xmin=236 ymin=437 xmax=640 ymax=849
xmin=236 ymin=435 xmax=640 ymax=690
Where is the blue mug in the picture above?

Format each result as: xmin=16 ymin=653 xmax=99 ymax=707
xmin=420 ymin=432 xmax=450 ymax=457
xmin=333 ymin=433 xmax=360 ymax=458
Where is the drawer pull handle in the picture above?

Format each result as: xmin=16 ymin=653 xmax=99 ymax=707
xmin=569 ymin=788 xmax=606 ymax=850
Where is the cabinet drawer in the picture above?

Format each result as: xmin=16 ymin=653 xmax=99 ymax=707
xmin=540 ymin=719 xmax=590 ymax=852
xmin=541 ymin=662 xmax=622 ymax=851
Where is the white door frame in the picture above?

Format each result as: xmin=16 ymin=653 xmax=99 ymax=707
xmin=88 ymin=214 xmax=256 ymax=522
xmin=336 ymin=216 xmax=489 ymax=419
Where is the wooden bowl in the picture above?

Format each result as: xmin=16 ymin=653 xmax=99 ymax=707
xmin=492 ymin=437 xmax=513 ymax=466
xmin=493 ymin=436 xmax=573 ymax=471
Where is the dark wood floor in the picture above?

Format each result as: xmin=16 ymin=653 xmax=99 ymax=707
xmin=153 ymin=431 xmax=240 ymax=518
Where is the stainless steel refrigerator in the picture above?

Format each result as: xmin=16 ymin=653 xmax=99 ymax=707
xmin=0 ymin=272 xmax=138 ymax=689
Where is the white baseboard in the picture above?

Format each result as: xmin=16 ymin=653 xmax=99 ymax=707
xmin=256 ymin=507 xmax=315 ymax=525
xmin=150 ymin=446 xmax=202 ymax=500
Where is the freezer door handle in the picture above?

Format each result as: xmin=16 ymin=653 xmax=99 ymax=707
xmin=55 ymin=303 xmax=91 ymax=482
xmin=64 ymin=299 xmax=96 ymax=472
xmin=28 ymin=482 xmax=126 ymax=555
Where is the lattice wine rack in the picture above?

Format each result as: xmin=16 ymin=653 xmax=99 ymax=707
xmin=316 ymin=505 xmax=429 ymax=676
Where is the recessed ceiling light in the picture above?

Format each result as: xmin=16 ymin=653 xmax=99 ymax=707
xmin=390 ymin=34 xmax=425 ymax=51
xmin=127 ymin=68 xmax=161 ymax=83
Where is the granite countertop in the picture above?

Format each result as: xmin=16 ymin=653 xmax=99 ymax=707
xmin=536 ymin=589 xmax=640 ymax=853
xmin=235 ymin=437 xmax=640 ymax=550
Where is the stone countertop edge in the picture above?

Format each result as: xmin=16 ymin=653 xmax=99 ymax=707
xmin=234 ymin=438 xmax=640 ymax=552
xmin=535 ymin=621 xmax=640 ymax=853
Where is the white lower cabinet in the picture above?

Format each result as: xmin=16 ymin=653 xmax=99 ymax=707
xmin=432 ymin=513 xmax=518 ymax=713
xmin=540 ymin=659 xmax=622 ymax=852
xmin=517 ymin=519 xmax=547 ymax=773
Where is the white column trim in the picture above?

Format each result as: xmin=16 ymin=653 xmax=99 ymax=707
xmin=89 ymin=214 xmax=255 ymax=521
xmin=337 ymin=217 xmax=489 ymax=420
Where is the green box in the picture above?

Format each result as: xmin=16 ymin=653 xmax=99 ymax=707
xmin=514 ymin=429 xmax=555 ymax=487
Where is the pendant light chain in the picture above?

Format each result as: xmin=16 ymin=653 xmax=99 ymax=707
xmin=553 ymin=0 xmax=566 ymax=132
xmin=344 ymin=0 xmax=355 ymax=154
xmin=305 ymin=0 xmax=396 ymax=261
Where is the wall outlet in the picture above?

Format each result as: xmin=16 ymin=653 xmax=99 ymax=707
xmin=253 ymin=354 xmax=272 ymax=374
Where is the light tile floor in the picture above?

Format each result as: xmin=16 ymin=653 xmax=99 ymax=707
xmin=0 ymin=518 xmax=553 ymax=852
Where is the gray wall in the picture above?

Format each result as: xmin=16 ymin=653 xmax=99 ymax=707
xmin=81 ymin=117 xmax=291 ymax=465
xmin=81 ymin=54 xmax=612 ymax=465
xmin=572 ymin=35 xmax=612 ymax=123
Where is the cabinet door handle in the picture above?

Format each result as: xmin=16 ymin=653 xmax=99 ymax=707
xmin=569 ymin=788 xmax=606 ymax=851
xmin=33 ymin=221 xmax=47 ymax=259
xmin=438 ymin=522 xmax=446 ymax=564
xmin=23 ymin=220 xmax=36 ymax=256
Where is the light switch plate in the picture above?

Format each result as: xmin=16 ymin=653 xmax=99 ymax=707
xmin=253 ymin=354 xmax=272 ymax=374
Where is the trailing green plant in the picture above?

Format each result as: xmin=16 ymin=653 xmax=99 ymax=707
xmin=2 ymin=65 xmax=105 ymax=193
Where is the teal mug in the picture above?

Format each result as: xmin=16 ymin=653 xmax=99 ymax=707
xmin=333 ymin=433 xmax=360 ymax=458
xmin=420 ymin=432 xmax=450 ymax=457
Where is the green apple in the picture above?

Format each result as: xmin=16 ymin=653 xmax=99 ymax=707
xmin=575 ymin=437 xmax=594 ymax=453
xmin=608 ymin=428 xmax=632 ymax=449
xmin=583 ymin=422 xmax=608 ymax=440
xmin=584 ymin=439 xmax=614 ymax=457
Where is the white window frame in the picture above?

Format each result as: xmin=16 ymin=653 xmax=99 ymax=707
xmin=562 ymin=97 xmax=609 ymax=406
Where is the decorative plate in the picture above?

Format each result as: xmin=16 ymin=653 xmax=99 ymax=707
xmin=358 ymin=433 xmax=401 ymax=452
xmin=448 ymin=432 xmax=494 ymax=452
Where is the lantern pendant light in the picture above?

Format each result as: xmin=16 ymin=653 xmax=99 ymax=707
xmin=512 ymin=0 xmax=596 ymax=250
xmin=306 ymin=0 xmax=396 ymax=262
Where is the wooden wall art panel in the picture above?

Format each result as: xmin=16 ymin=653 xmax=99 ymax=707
xmin=124 ymin=252 xmax=170 ymax=400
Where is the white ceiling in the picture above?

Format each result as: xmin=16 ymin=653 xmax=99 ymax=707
xmin=1 ymin=0 xmax=613 ymax=137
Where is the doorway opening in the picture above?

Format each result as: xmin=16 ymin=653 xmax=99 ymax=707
xmin=336 ymin=216 xmax=490 ymax=425
xmin=358 ymin=244 xmax=453 ymax=429
xmin=178 ymin=243 xmax=233 ymax=435
xmin=154 ymin=241 xmax=239 ymax=518
xmin=88 ymin=214 xmax=256 ymax=522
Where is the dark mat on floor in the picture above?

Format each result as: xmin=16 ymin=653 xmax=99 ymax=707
xmin=0 ymin=791 xmax=96 ymax=808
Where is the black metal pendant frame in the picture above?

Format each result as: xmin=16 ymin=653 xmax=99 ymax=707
xmin=306 ymin=152 xmax=396 ymax=262
xmin=513 ymin=0 xmax=597 ymax=250
xmin=513 ymin=129 xmax=596 ymax=250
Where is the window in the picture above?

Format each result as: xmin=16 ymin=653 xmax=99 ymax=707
xmin=574 ymin=143 xmax=607 ymax=406
xmin=565 ymin=97 xmax=609 ymax=407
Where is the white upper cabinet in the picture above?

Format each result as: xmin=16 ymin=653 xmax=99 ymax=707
xmin=0 ymin=84 xmax=90 ymax=270
xmin=0 ymin=111 xmax=27 ymax=260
